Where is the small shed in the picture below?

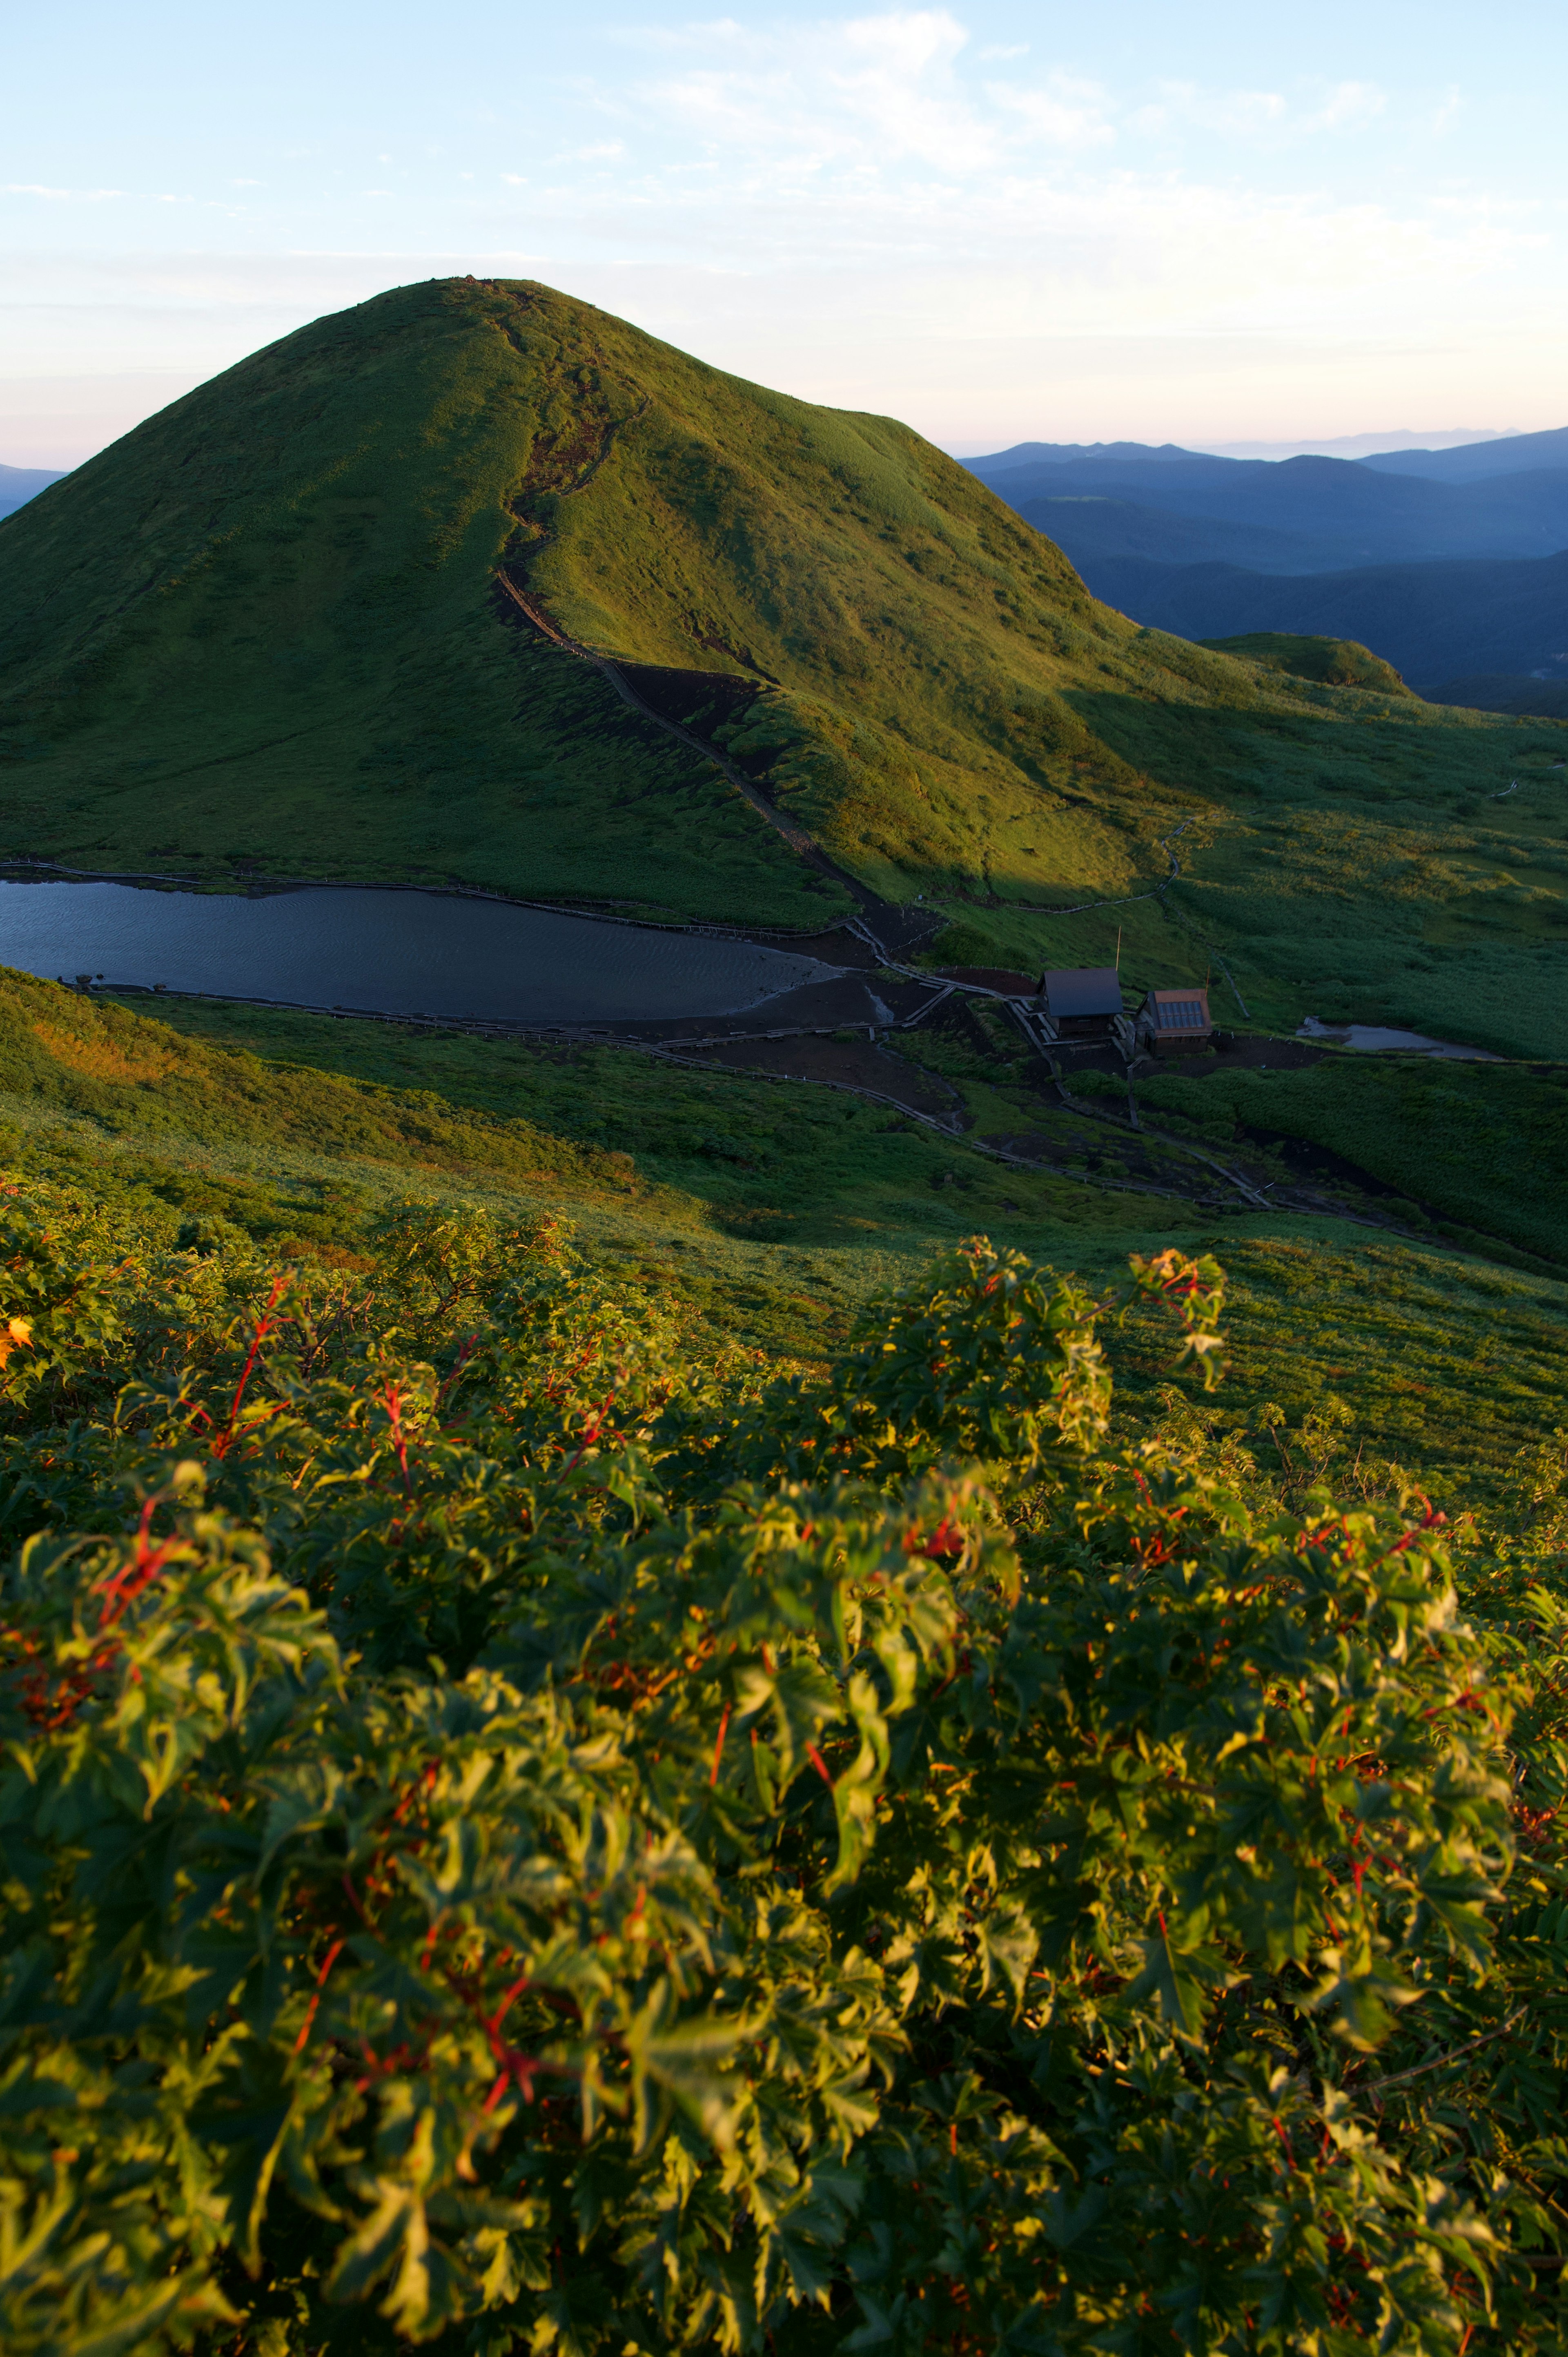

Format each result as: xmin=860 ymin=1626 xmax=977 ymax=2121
xmin=1038 ymin=967 xmax=1124 ymax=1039
xmin=1139 ymin=986 xmax=1212 ymax=1053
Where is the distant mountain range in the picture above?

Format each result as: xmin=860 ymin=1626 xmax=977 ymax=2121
xmin=965 ymin=444 xmax=1568 ymax=568
xmin=1084 ymin=549 xmax=1568 ymax=693
xmin=0 ymin=465 xmax=64 ymax=520
xmin=964 ymin=428 xmax=1568 ymax=703
xmin=1359 ymin=424 xmax=1568 ymax=482
xmin=968 ymin=423 xmax=1568 ymax=488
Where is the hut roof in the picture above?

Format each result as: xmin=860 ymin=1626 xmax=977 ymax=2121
xmin=1147 ymin=987 xmax=1211 ymax=1035
xmin=1040 ymin=967 xmax=1123 ymax=1018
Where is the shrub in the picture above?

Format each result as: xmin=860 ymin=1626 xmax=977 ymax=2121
xmin=2 ymin=1203 xmax=1565 ymax=2353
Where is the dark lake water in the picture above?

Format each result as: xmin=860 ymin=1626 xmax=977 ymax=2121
xmin=0 ymin=880 xmax=842 ymax=1023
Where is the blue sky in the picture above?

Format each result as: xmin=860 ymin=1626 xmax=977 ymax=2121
xmin=4 ymin=0 xmax=1564 ymax=465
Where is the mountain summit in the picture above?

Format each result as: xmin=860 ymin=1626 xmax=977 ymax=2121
xmin=0 ymin=274 xmax=1197 ymax=920
xmin=0 ymin=277 xmax=1544 ymax=955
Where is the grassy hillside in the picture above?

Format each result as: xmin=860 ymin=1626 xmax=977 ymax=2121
xmin=1198 ymin=630 xmax=1411 ymax=693
xmin=1123 ymin=1049 xmax=1568 ymax=1270
xmin=0 ymin=276 xmax=1564 ymax=1050
xmin=2 ymin=966 xmax=1561 ymax=1503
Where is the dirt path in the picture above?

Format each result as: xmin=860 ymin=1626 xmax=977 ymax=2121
xmin=492 ymin=575 xmax=944 ymax=968
xmin=495 ymin=576 xmax=819 ymax=861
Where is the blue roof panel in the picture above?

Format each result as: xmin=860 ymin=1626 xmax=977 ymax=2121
xmin=1041 ymin=967 xmax=1123 ymax=1018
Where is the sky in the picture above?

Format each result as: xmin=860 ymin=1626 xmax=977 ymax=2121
xmin=4 ymin=0 xmax=1565 ymax=468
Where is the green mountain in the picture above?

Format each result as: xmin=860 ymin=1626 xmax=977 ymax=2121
xmin=0 ymin=277 xmax=1564 ymax=1050
xmin=1197 ymin=631 xmax=1411 ymax=694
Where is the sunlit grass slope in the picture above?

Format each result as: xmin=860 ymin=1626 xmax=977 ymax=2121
xmin=0 ymin=968 xmax=1169 ymax=1359
xmin=0 ymin=278 xmax=1563 ymax=1042
xmin=0 ymin=967 xmax=1558 ymax=1503
xmin=1197 ymin=631 xmax=1412 ymax=693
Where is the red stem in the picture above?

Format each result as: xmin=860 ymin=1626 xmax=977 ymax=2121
xmin=212 ymin=1273 xmax=288 ymax=1459
xmin=292 ymin=1937 xmax=346 ymax=2055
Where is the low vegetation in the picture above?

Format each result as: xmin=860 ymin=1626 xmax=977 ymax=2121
xmin=1198 ymin=632 xmax=1413 ymax=694
xmin=5 ymin=969 xmax=1565 ymax=1503
xmin=5 ymin=1152 xmax=1568 ymax=2355
xmin=1122 ymin=1051 xmax=1568 ymax=1272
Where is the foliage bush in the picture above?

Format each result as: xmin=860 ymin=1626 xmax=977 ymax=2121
xmin=3 ymin=1188 xmax=1567 ymax=2355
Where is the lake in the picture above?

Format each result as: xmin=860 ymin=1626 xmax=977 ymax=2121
xmin=0 ymin=879 xmax=842 ymax=1023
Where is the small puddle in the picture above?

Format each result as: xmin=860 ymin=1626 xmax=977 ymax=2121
xmin=1297 ymin=1016 xmax=1501 ymax=1061
xmin=0 ymin=879 xmax=843 ymax=1023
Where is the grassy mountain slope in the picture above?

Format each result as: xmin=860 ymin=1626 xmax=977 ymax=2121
xmin=0 ymin=290 xmax=839 ymax=927
xmin=0 ymin=273 xmax=1249 ymax=914
xmin=1198 ymin=631 xmax=1411 ymax=694
xmin=0 ymin=277 xmax=1564 ymax=1050
xmin=7 ymin=964 xmax=1567 ymax=1499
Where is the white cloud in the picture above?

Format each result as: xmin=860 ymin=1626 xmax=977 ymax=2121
xmin=616 ymin=9 xmax=1129 ymax=181
xmin=3 ymin=13 xmax=1561 ymax=460
xmin=1305 ymin=80 xmax=1386 ymax=133
xmin=4 ymin=183 xmax=123 ymax=201
xmin=987 ymin=76 xmax=1113 ymax=151
xmin=1134 ymin=83 xmax=1286 ymax=139
xmin=638 ymin=10 xmax=1003 ymax=174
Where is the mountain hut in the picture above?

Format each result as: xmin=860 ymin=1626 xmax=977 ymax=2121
xmin=1037 ymin=967 xmax=1124 ymax=1041
xmin=1138 ymin=986 xmax=1213 ymax=1054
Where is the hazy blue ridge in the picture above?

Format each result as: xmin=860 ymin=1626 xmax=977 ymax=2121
xmin=971 ymin=452 xmax=1568 ymax=568
xmin=0 ymin=464 xmax=65 ymax=520
xmin=967 ymin=426 xmax=1568 ymax=486
xmin=1071 ymin=546 xmax=1568 ymax=688
xmin=1361 ymin=424 xmax=1568 ymax=481
xmin=1017 ymin=494 xmax=1363 ymax=575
